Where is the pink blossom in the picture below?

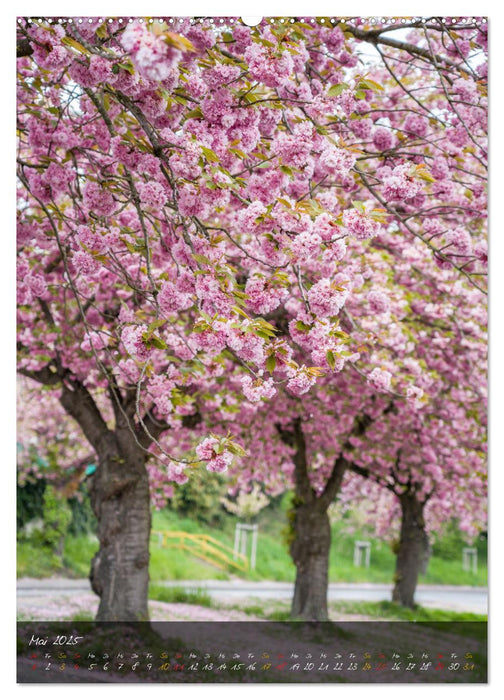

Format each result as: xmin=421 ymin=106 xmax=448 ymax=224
xmin=404 ymin=113 xmax=429 ymax=137
xmin=185 ymin=74 xmax=208 ymax=99
xmin=246 ymin=169 xmax=285 ymax=206
xmin=241 ymin=375 xmax=277 ymax=402
xmin=474 ymin=240 xmax=487 ymax=263
xmin=352 ymin=118 xmax=373 ymax=139
xmin=342 ymin=209 xmax=381 ymax=240
xmin=272 ymin=122 xmax=313 ymax=169
xmin=368 ymin=367 xmax=392 ymax=392
xmin=204 ymin=64 xmax=241 ymax=88
xmin=446 ymin=227 xmax=473 ymax=255
xmin=73 ymin=250 xmax=100 ymax=275
xmin=308 ymin=278 xmax=349 ymax=318
xmin=237 ymin=201 xmax=267 ymax=232
xmin=42 ymin=162 xmax=75 ymax=195
xmin=372 ymin=126 xmax=395 ymax=152
xmin=367 ymin=290 xmax=390 ymax=314
xmin=166 ymin=462 xmax=189 ymax=485
xmin=226 ymin=328 xmax=266 ymax=366
xmin=82 ymin=182 xmax=116 ymax=217
xmin=158 ymin=280 xmax=193 ymax=315
xmin=24 ymin=273 xmax=47 ymax=297
xmin=232 ymin=25 xmax=253 ymax=50
xmin=178 ymin=183 xmax=207 ymax=218
xmin=406 ymin=384 xmax=424 ymax=406
xmin=196 ymin=437 xmax=233 ymax=473
xmin=121 ymin=324 xmax=151 ymax=362
xmin=80 ymin=330 xmax=107 ymax=352
xmin=245 ymin=274 xmax=287 ymax=315
xmin=286 ymin=367 xmax=317 ymax=396
xmin=120 ymin=23 xmax=181 ymax=82
xmin=138 ymin=180 xmax=167 ymax=208
xmin=290 ymin=231 xmax=322 ymax=262
xmin=325 ymin=27 xmax=345 ymax=53
xmin=206 ymin=453 xmax=232 ymax=473
xmin=318 ymin=146 xmax=356 ymax=178
xmin=453 ymin=77 xmax=478 ymax=103
xmin=244 ymin=43 xmax=294 ymax=88
xmin=196 ymin=437 xmax=219 ymax=461
xmin=382 ymin=164 xmax=421 ymax=202
xmin=431 ymin=158 xmax=450 ymax=180
xmin=185 ymin=25 xmax=215 ymax=51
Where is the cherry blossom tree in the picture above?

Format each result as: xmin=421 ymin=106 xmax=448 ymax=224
xmin=17 ymin=377 xmax=94 ymax=493
xmin=17 ymin=16 xmax=487 ymax=621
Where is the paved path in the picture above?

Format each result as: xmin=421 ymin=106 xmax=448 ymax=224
xmin=17 ymin=578 xmax=488 ymax=614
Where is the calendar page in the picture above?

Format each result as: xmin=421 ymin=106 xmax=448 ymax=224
xmin=16 ymin=13 xmax=488 ymax=685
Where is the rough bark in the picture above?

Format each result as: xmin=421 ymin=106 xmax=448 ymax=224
xmin=89 ymin=437 xmax=151 ymax=621
xmin=392 ymin=491 xmax=428 ymax=608
xmin=290 ymin=501 xmax=331 ymax=620
xmin=280 ymin=418 xmax=347 ymax=621
xmin=59 ymin=380 xmax=151 ymax=621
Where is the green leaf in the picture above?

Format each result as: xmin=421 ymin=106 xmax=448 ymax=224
xmin=229 ymin=148 xmax=249 ymax=159
xmin=416 ymin=168 xmax=436 ymax=183
xmin=95 ymin=23 xmax=109 ymax=39
xmin=356 ymin=78 xmax=384 ymax=92
xmin=61 ymin=36 xmax=91 ymax=55
xmin=226 ymin=441 xmax=248 ymax=457
xmin=148 ymin=319 xmax=166 ymax=333
xmin=192 ymin=253 xmax=212 ymax=266
xmin=163 ymin=31 xmax=196 ymax=53
xmin=296 ymin=320 xmax=312 ymax=333
xmin=151 ymin=336 xmax=167 ymax=350
xmin=201 ymin=146 xmax=220 ymax=163
xmin=184 ymin=107 xmax=204 ymax=120
xmin=327 ymin=82 xmax=350 ymax=97
xmin=326 ymin=350 xmax=336 ymax=370
xmin=266 ymin=355 xmax=277 ymax=373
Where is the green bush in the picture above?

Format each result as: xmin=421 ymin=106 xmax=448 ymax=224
xmin=431 ymin=519 xmax=487 ymax=562
xmin=41 ymin=485 xmax=72 ymax=557
xmin=17 ymin=478 xmax=46 ymax=531
xmin=67 ymin=483 xmax=97 ymax=536
xmin=169 ymin=467 xmax=227 ymax=526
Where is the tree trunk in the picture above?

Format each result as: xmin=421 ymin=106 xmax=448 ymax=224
xmin=290 ymin=500 xmax=331 ymax=621
xmin=88 ymin=435 xmax=151 ymax=621
xmin=392 ymin=491 xmax=428 ymax=608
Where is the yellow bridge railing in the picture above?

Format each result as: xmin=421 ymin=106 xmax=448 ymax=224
xmin=152 ymin=530 xmax=249 ymax=573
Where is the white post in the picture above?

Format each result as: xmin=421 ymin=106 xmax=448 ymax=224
xmin=233 ymin=523 xmax=240 ymax=560
xmin=463 ymin=547 xmax=477 ymax=573
xmin=250 ymin=524 xmax=258 ymax=570
xmin=354 ymin=541 xmax=371 ymax=567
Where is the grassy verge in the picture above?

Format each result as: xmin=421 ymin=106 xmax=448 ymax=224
xmin=148 ymin=583 xmax=214 ymax=607
xmin=17 ymin=503 xmax=487 ymax=588
xmin=326 ymin=600 xmax=487 ymax=623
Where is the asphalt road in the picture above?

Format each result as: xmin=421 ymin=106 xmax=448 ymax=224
xmin=17 ymin=578 xmax=488 ymax=614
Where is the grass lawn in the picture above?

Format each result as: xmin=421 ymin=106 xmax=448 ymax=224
xmin=17 ymin=501 xmax=487 ymax=589
xmin=143 ymin=585 xmax=487 ymax=625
